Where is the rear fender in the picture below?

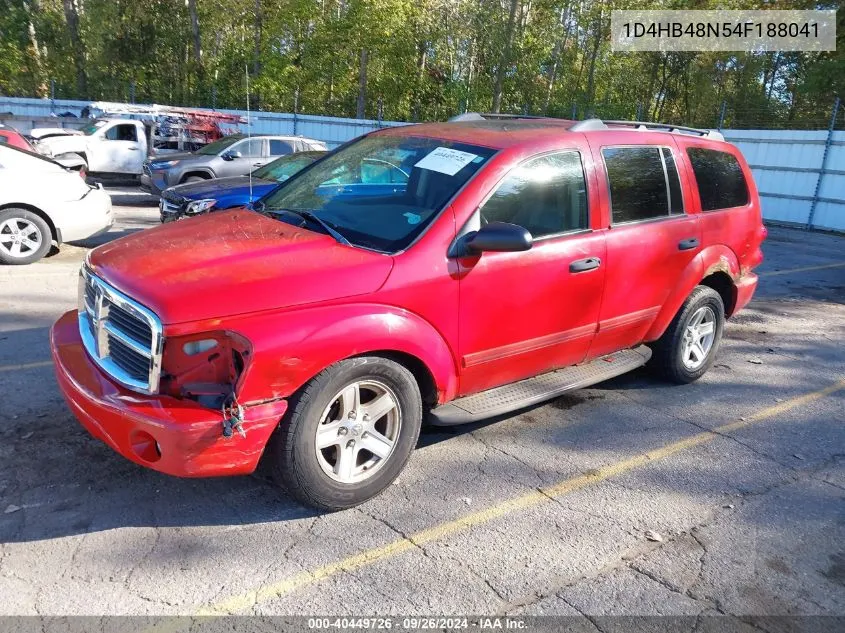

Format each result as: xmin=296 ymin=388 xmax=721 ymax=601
xmin=644 ymin=245 xmax=740 ymax=342
xmin=167 ymin=303 xmax=459 ymax=405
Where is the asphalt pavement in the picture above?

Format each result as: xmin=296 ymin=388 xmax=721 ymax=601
xmin=0 ymin=191 xmax=842 ymax=630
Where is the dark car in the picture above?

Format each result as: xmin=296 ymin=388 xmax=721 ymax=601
xmin=142 ymin=134 xmax=327 ymax=195
xmin=159 ymin=150 xmax=326 ymax=222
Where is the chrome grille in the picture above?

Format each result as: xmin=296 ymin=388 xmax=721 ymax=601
xmin=108 ymin=304 xmax=153 ymax=346
xmin=78 ymin=268 xmax=163 ymax=394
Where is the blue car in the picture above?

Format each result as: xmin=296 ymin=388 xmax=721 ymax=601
xmin=158 ymin=150 xmax=325 ymax=222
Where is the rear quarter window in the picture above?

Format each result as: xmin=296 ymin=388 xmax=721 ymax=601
xmin=687 ymin=147 xmax=749 ymax=211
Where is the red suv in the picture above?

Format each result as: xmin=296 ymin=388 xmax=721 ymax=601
xmin=51 ymin=116 xmax=765 ymax=510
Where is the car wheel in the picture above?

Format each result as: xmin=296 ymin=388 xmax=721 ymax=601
xmin=0 ymin=208 xmax=52 ymax=265
xmin=270 ymin=356 xmax=422 ymax=510
xmin=649 ymin=285 xmax=725 ymax=384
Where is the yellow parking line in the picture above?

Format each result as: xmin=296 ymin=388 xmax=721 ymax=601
xmin=0 ymin=360 xmax=53 ymax=373
xmin=760 ymin=261 xmax=845 ymax=277
xmin=192 ymin=377 xmax=845 ymax=617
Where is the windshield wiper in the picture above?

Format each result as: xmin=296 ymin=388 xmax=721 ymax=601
xmin=267 ymin=208 xmax=351 ymax=246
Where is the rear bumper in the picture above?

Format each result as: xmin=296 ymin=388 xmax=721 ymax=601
xmin=733 ymin=272 xmax=759 ymax=315
xmin=50 ymin=310 xmax=286 ymax=477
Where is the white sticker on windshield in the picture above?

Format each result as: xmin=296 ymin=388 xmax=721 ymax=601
xmin=414 ymin=147 xmax=479 ymax=176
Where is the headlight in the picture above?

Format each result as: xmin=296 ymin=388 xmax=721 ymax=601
xmin=185 ymin=199 xmax=217 ymax=215
xmin=159 ymin=331 xmax=251 ymax=406
xmin=149 ymin=160 xmax=180 ymax=170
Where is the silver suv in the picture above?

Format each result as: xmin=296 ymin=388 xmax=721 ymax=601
xmin=140 ymin=134 xmax=327 ymax=195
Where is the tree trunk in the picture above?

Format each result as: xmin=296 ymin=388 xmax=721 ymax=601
xmin=492 ymin=0 xmax=519 ymax=113
xmin=253 ymin=0 xmax=262 ymax=77
xmin=584 ymin=11 xmax=602 ymax=116
xmin=23 ymin=0 xmax=47 ymax=97
xmin=327 ymin=62 xmax=334 ymax=112
xmin=62 ymin=0 xmax=87 ymax=98
xmin=413 ymin=41 xmax=427 ymax=121
xmin=356 ymin=48 xmax=368 ymax=119
xmin=543 ymin=5 xmax=571 ymax=115
xmin=187 ymin=0 xmax=202 ymax=66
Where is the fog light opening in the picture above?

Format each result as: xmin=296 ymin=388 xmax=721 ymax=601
xmin=130 ymin=430 xmax=162 ymax=463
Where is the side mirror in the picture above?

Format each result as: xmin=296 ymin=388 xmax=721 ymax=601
xmin=222 ymin=150 xmax=242 ymax=161
xmin=464 ymin=222 xmax=533 ymax=254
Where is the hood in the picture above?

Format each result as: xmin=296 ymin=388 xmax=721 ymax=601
xmin=168 ymin=176 xmax=275 ymax=200
xmin=88 ymin=210 xmax=394 ymax=324
xmin=29 ymin=128 xmax=83 ymax=140
xmin=148 ymin=151 xmax=200 ymax=164
xmin=37 ymin=134 xmax=87 ymax=155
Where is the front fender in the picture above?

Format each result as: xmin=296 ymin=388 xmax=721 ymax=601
xmin=173 ymin=303 xmax=459 ymax=405
xmin=644 ymin=245 xmax=740 ymax=342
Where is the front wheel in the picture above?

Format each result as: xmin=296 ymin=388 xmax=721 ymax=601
xmin=648 ymin=285 xmax=725 ymax=383
xmin=0 ymin=208 xmax=52 ymax=265
xmin=269 ymin=356 xmax=422 ymax=510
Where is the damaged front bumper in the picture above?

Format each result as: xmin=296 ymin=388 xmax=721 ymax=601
xmin=50 ymin=310 xmax=287 ymax=477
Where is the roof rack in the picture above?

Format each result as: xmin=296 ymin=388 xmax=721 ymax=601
xmin=571 ymin=118 xmax=724 ymax=141
xmin=448 ymin=112 xmax=545 ymax=122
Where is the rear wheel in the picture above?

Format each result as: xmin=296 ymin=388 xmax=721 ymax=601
xmin=648 ymin=285 xmax=725 ymax=383
xmin=0 ymin=208 xmax=52 ymax=265
xmin=270 ymin=357 xmax=422 ymax=510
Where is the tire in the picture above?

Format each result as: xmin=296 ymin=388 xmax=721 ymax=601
xmin=648 ymin=285 xmax=725 ymax=384
xmin=270 ymin=356 xmax=422 ymax=510
xmin=0 ymin=208 xmax=52 ymax=265
xmin=182 ymin=175 xmax=207 ymax=184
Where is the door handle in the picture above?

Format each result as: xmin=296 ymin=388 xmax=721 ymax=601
xmin=569 ymin=257 xmax=601 ymax=273
xmin=678 ymin=237 xmax=700 ymax=251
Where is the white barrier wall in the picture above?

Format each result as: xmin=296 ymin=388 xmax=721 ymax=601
xmin=722 ymin=129 xmax=844 ymax=232
xmin=1 ymin=97 xmax=842 ymax=231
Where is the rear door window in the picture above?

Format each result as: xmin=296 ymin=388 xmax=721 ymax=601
xmin=270 ymin=139 xmax=294 ymax=156
xmin=662 ymin=148 xmax=684 ymax=214
xmin=603 ymin=146 xmax=685 ymax=223
xmin=687 ymin=147 xmax=749 ymax=211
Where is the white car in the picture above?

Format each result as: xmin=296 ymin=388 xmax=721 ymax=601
xmin=0 ymin=145 xmax=113 ymax=265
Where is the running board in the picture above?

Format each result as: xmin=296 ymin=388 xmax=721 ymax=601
xmin=428 ymin=346 xmax=652 ymax=426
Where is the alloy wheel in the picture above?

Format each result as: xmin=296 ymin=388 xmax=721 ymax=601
xmin=0 ymin=218 xmax=42 ymax=259
xmin=681 ymin=306 xmax=716 ymax=370
xmin=314 ymin=379 xmax=402 ymax=484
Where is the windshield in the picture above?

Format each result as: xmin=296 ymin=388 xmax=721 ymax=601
xmin=80 ymin=121 xmax=108 ymax=136
xmin=262 ymin=135 xmax=495 ymax=252
xmin=252 ymin=151 xmax=324 ymax=182
xmin=196 ymin=135 xmax=245 ymax=155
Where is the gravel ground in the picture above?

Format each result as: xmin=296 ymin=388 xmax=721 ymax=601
xmin=0 ymin=190 xmax=843 ymax=629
